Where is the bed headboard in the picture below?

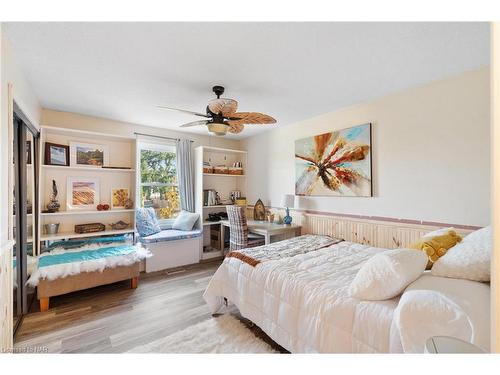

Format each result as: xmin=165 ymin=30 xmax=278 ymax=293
xmin=247 ymin=207 xmax=479 ymax=249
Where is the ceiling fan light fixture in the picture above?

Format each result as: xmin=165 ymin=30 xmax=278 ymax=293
xmin=207 ymin=122 xmax=229 ymax=136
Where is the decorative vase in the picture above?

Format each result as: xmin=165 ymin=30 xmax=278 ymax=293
xmin=47 ymin=199 xmax=60 ymax=213
xmin=283 ymin=207 xmax=292 ymax=225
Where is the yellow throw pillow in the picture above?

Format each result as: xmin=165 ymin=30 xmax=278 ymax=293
xmin=409 ymin=231 xmax=462 ymax=266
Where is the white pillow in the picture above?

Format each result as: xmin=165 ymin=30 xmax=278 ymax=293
xmin=394 ymin=274 xmax=490 ymax=353
xmin=431 ymin=226 xmax=491 ymax=282
xmin=349 ymin=249 xmax=428 ymax=301
xmin=172 ymin=211 xmax=199 ymax=231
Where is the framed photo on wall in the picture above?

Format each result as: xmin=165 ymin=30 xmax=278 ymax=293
xmin=70 ymin=141 xmax=109 ymax=168
xmin=67 ymin=177 xmax=100 ymax=210
xmin=44 ymin=142 xmax=70 ymax=166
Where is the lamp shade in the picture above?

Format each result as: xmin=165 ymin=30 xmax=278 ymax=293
xmin=281 ymin=194 xmax=295 ymax=208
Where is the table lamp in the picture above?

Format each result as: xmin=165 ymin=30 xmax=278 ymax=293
xmin=281 ymin=194 xmax=294 ymax=225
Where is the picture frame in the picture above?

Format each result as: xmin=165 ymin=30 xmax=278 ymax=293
xmin=69 ymin=141 xmax=109 ymax=168
xmin=111 ymin=188 xmax=129 ymax=209
xmin=67 ymin=177 xmax=100 ymax=210
xmin=44 ymin=142 xmax=70 ymax=166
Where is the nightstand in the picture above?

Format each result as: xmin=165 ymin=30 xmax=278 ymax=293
xmin=425 ymin=336 xmax=485 ymax=353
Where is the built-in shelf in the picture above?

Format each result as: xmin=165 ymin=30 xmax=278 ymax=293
xmin=203 ymin=173 xmax=245 ymax=177
xmin=38 ymin=125 xmax=138 ymax=255
xmin=40 ymin=228 xmax=135 ymax=242
xmin=196 ymin=145 xmax=247 ymax=258
xmin=42 ymin=165 xmax=135 ymax=173
xmin=41 ymin=209 xmax=135 ymax=216
xmin=40 ymin=125 xmax=136 ymax=141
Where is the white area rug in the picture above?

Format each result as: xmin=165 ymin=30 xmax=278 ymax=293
xmin=128 ymin=314 xmax=278 ymax=353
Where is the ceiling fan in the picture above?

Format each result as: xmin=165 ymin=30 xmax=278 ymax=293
xmin=157 ymin=85 xmax=276 ymax=136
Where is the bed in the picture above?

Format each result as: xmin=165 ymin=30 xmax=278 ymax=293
xmin=27 ymin=235 xmax=151 ymax=311
xmin=203 ymin=235 xmax=490 ymax=353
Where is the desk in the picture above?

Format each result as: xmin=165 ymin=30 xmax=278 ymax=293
xmin=219 ymin=220 xmax=301 ymax=249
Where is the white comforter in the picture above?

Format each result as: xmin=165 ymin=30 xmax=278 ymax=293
xmin=204 ymin=241 xmax=403 ymax=353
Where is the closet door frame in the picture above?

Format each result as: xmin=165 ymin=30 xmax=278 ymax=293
xmin=12 ymin=103 xmax=39 ymax=327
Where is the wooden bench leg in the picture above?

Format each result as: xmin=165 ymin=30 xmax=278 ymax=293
xmin=40 ymin=297 xmax=49 ymax=312
xmin=131 ymin=276 xmax=139 ymax=289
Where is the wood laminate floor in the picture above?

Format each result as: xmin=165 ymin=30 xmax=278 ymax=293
xmin=14 ymin=260 xmax=286 ymax=353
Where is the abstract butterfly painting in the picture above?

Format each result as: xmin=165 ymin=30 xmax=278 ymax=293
xmin=295 ymin=123 xmax=372 ymax=197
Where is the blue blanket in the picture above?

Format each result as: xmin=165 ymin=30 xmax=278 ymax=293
xmin=46 ymin=235 xmax=130 ymax=250
xmin=38 ymin=245 xmax=137 ymax=268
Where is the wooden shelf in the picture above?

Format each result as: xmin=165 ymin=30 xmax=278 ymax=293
xmin=41 ymin=209 xmax=135 ymax=216
xmin=42 ymin=165 xmax=135 ymax=173
xmin=203 ymin=205 xmax=234 ymax=209
xmin=203 ymin=173 xmax=245 ymax=177
xmin=40 ymin=228 xmax=135 ymax=242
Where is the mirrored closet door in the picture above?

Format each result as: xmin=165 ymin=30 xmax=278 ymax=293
xmin=12 ymin=104 xmax=39 ymax=335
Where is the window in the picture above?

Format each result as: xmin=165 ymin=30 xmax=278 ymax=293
xmin=139 ymin=142 xmax=180 ymax=221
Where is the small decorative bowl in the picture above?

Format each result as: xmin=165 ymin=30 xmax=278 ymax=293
xmin=44 ymin=223 xmax=60 ymax=235
xmin=110 ymin=221 xmax=129 ymax=230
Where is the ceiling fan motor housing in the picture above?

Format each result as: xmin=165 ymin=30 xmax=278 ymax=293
xmin=212 ymin=85 xmax=225 ymax=98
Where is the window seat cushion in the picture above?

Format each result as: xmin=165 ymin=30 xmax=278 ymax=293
xmin=139 ymin=229 xmax=202 ymax=244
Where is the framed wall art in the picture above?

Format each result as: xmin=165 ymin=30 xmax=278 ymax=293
xmin=111 ymin=188 xmax=129 ymax=209
xmin=67 ymin=177 xmax=100 ymax=210
xmin=44 ymin=142 xmax=70 ymax=166
xmin=70 ymin=141 xmax=109 ymax=167
xmin=295 ymin=123 xmax=372 ymax=197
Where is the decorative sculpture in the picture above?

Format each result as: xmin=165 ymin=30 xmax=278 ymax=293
xmin=46 ymin=179 xmax=60 ymax=212
xmin=253 ymin=199 xmax=266 ymax=221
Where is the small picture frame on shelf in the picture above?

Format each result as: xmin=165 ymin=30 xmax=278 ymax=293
xmin=111 ymin=188 xmax=129 ymax=209
xmin=70 ymin=141 xmax=109 ymax=168
xmin=44 ymin=142 xmax=70 ymax=166
xmin=67 ymin=177 xmax=100 ymax=210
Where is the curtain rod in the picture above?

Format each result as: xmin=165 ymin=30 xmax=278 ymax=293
xmin=134 ymin=132 xmax=194 ymax=143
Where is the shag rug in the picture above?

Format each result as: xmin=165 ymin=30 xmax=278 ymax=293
xmin=128 ymin=314 xmax=279 ymax=353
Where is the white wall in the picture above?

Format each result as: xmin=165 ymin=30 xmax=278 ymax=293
xmin=0 ymin=26 xmax=41 ymax=242
xmin=243 ymin=68 xmax=490 ymax=227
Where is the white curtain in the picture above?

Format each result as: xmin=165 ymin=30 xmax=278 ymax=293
xmin=176 ymin=139 xmax=195 ymax=212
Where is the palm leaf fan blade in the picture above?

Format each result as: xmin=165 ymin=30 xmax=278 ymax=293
xmin=228 ymin=123 xmax=244 ymax=134
xmin=180 ymin=120 xmax=209 ymax=128
xmin=227 ymin=112 xmax=276 ymax=125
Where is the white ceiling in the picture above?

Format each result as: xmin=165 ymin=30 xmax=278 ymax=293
xmin=4 ymin=22 xmax=489 ymax=139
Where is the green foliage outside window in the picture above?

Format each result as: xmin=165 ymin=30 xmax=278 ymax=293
xmin=140 ymin=149 xmax=180 ymax=219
